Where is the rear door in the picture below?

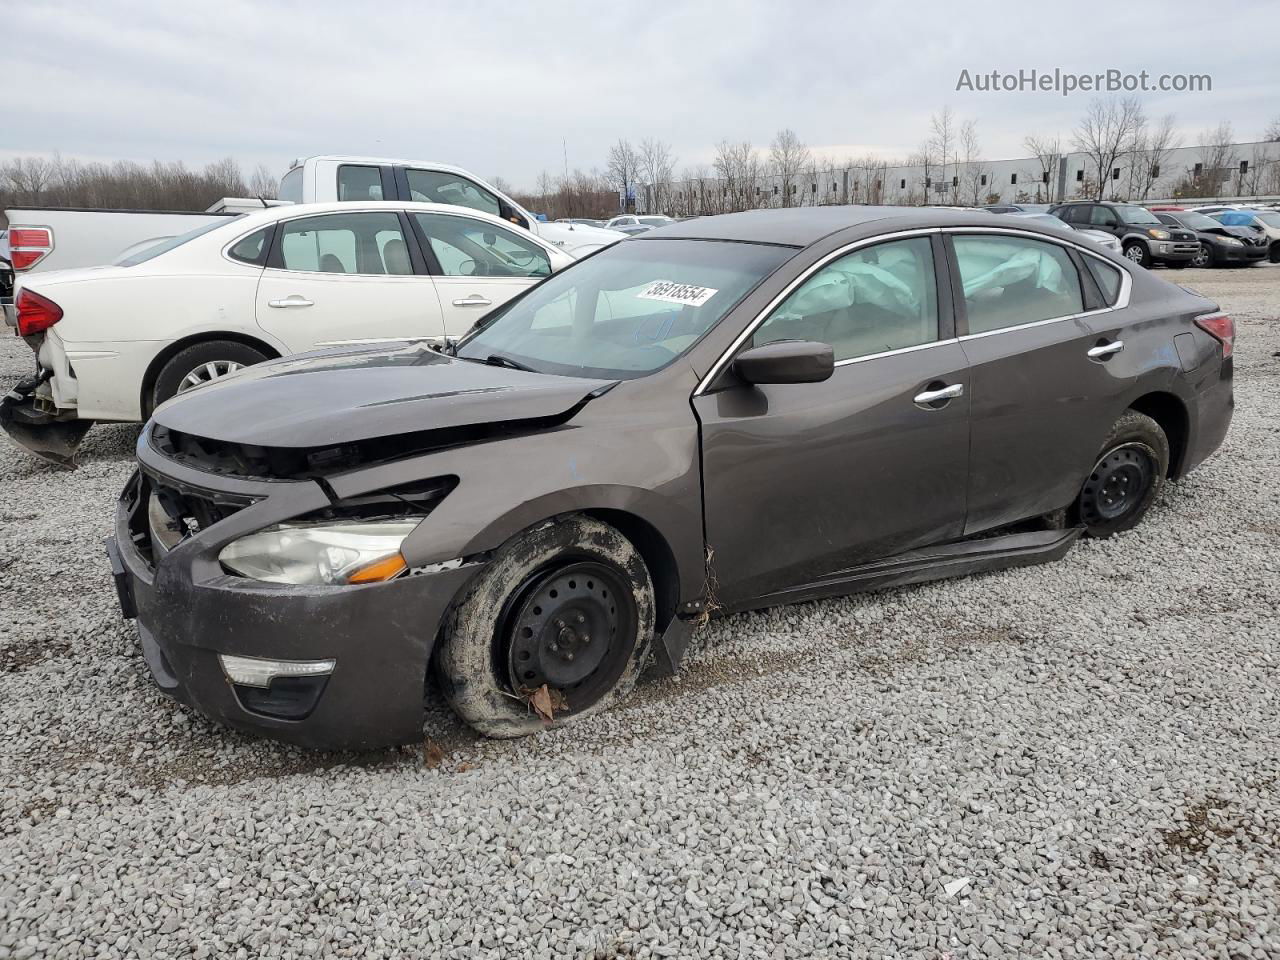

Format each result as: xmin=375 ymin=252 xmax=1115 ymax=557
xmin=949 ymin=230 xmax=1131 ymax=533
xmin=695 ymin=233 xmax=971 ymax=606
xmin=408 ymin=212 xmax=555 ymax=337
xmin=255 ymin=210 xmax=446 ymax=352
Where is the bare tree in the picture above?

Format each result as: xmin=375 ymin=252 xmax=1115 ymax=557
xmin=1200 ymin=121 xmax=1237 ymax=196
xmin=1072 ymin=96 xmax=1146 ymax=201
xmin=1265 ymin=116 xmax=1280 ymax=142
xmin=1023 ymin=135 xmax=1062 ymax=203
xmin=0 ymin=154 xmax=249 ymax=212
xmin=929 ymin=107 xmax=957 ymax=202
xmin=959 ymin=120 xmax=988 ymax=206
xmin=713 ymin=139 xmax=761 ymax=213
xmin=637 ymin=137 xmax=676 ymax=214
xmin=911 ymin=138 xmax=940 ymax=206
xmin=768 ymin=128 xmax=811 ymax=209
xmin=248 ymin=163 xmax=277 ymax=199
xmin=605 ymin=139 xmax=639 ymax=211
xmin=1133 ymin=114 xmax=1179 ymax=201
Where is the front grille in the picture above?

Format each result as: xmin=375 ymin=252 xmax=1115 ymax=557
xmin=125 ymin=469 xmax=256 ymax=565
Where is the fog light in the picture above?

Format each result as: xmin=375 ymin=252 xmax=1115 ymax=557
xmin=218 ymin=654 xmax=335 ymax=689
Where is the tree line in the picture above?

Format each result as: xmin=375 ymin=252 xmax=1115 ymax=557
xmin=0 ymin=155 xmax=277 ymax=219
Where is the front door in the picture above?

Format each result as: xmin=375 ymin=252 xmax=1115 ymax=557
xmin=695 ymin=235 xmax=971 ymax=607
xmin=409 ymin=211 xmax=555 ymax=338
xmin=255 ymin=210 xmax=446 ymax=352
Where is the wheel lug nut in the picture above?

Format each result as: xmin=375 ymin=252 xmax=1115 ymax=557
xmin=582 ymin=635 xmax=590 ymax=644
xmin=555 ymin=619 xmax=565 ymax=629
xmin=549 ymin=642 xmax=558 ymax=652
xmin=565 ymin=652 xmax=574 ymax=661
xmin=576 ymin=613 xmax=585 ymax=624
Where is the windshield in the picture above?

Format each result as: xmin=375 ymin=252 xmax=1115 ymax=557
xmin=1025 ymin=214 xmax=1071 ymax=231
xmin=1176 ymin=212 xmax=1222 ymax=230
xmin=456 ymin=238 xmax=791 ymax=379
xmin=639 ymin=217 xmax=672 ymax=226
xmin=115 ymin=216 xmax=243 ymax=266
xmin=1256 ymin=212 xmax=1280 ymax=228
xmin=1118 ymin=207 xmax=1160 ymax=225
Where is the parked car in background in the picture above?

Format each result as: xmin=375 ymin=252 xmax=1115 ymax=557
xmin=106 ymin=206 xmax=1233 ymax=749
xmin=605 ymin=215 xmax=677 ymax=235
xmin=1 ymin=202 xmax=573 ymax=465
xmin=1152 ymin=210 xmax=1269 ymax=267
xmin=0 ymin=230 xmax=11 ymax=300
xmin=1006 ymin=211 xmax=1122 ymax=254
xmin=283 ymin=156 xmax=622 ymax=257
xmin=1050 ymin=201 xmax=1198 ymax=268
xmin=983 ymin=203 xmax=1052 ymax=214
xmin=0 ymin=208 xmax=241 ymax=323
xmin=1209 ymin=209 xmax=1280 ymax=262
xmin=1188 ymin=204 xmax=1249 ymax=215
xmin=557 ymin=218 xmax=610 ymax=229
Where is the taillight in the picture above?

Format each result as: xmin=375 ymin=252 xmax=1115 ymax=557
xmin=1194 ymin=312 xmax=1234 ymax=359
xmin=8 ymin=226 xmax=54 ymax=270
xmin=15 ymin=288 xmax=63 ymax=336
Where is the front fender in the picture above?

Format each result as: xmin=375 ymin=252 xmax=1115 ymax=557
xmin=325 ymin=412 xmax=706 ymax=606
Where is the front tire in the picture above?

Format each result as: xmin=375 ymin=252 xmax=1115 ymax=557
xmin=151 ymin=340 xmax=268 ymax=412
xmin=1191 ymin=242 xmax=1213 ymax=268
xmin=1073 ymin=410 xmax=1169 ymax=538
xmin=436 ymin=514 xmax=655 ymax=738
xmin=1270 ymin=241 xmax=1280 ymax=264
xmin=1123 ymin=242 xmax=1151 ymax=268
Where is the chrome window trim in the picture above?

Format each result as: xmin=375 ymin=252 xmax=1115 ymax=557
xmin=693 ymin=227 xmax=941 ymax=396
xmin=693 ymin=224 xmax=1134 ymax=396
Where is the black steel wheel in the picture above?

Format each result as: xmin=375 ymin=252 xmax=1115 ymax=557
xmin=503 ymin=561 xmax=636 ymax=707
xmin=1073 ymin=410 xmax=1169 ymax=538
xmin=436 ymin=514 xmax=655 ymax=738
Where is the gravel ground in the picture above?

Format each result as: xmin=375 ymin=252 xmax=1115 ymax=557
xmin=1 ymin=266 xmax=1278 ymax=959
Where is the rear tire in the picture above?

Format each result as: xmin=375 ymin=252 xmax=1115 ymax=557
xmin=1123 ymin=242 xmax=1151 ymax=268
xmin=1270 ymin=241 xmax=1280 ymax=264
xmin=436 ymin=514 xmax=655 ymax=738
xmin=1073 ymin=410 xmax=1169 ymax=539
xmin=150 ymin=340 xmax=268 ymax=413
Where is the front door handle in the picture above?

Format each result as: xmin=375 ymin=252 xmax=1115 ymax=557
xmin=913 ymin=383 xmax=964 ymax=408
xmin=267 ymin=296 xmax=314 ymax=308
xmin=1087 ymin=340 xmax=1124 ymax=360
xmin=452 ymin=296 xmax=493 ymax=307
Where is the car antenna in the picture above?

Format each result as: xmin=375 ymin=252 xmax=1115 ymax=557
xmin=257 ymin=195 xmax=269 ymax=207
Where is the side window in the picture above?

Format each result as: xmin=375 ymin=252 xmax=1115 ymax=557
xmin=1089 ymin=206 xmax=1116 ymax=227
xmin=404 ymin=170 xmax=501 ymax=217
xmin=228 ymin=227 xmax=270 ymax=265
xmin=278 ymin=212 xmax=412 ymax=275
xmin=753 ymin=236 xmax=938 ymax=362
xmin=337 ymin=165 xmax=383 ymax=202
xmin=1154 ymin=213 xmax=1178 ymax=227
xmin=953 ymin=234 xmax=1084 ymax=334
xmin=1062 ymin=205 xmax=1088 ymax=225
xmin=414 ymin=213 xmax=550 ymax=278
xmin=1084 ymin=256 xmax=1123 ymax=306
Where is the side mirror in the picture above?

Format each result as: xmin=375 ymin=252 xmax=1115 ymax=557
xmin=734 ymin=340 xmax=834 ymax=385
xmin=1104 ymin=219 xmax=1118 ymax=228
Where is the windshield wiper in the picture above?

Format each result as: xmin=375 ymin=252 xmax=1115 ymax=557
xmin=484 ymin=353 xmax=539 ymax=373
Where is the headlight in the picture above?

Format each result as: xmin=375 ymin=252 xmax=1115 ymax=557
xmin=1147 ymin=229 xmax=1171 ymax=240
xmin=1222 ymin=237 xmax=1244 ymax=246
xmin=219 ymin=520 xmax=419 ymax=585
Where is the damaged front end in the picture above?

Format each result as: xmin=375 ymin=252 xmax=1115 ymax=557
xmin=0 ymin=369 xmax=90 ymax=468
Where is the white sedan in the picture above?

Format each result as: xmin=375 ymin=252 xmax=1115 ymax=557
xmin=1 ymin=201 xmax=574 ymax=465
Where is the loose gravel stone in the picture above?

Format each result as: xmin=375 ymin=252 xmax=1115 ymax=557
xmin=1 ymin=265 xmax=1278 ymax=959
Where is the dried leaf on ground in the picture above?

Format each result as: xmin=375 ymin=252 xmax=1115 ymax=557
xmin=423 ymin=739 xmax=445 ymax=768
xmin=525 ymin=684 xmax=568 ymax=723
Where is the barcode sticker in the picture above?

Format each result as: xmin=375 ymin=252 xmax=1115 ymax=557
xmin=636 ymin=280 xmax=718 ymax=307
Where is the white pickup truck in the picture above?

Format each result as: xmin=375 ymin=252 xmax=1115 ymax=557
xmin=2 ymin=155 xmax=620 ymax=324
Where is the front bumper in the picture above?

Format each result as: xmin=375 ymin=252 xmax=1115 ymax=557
xmin=1152 ymin=241 xmax=1198 ymax=263
xmin=1215 ymin=243 xmax=1268 ymax=263
xmin=109 ymin=443 xmax=482 ymax=750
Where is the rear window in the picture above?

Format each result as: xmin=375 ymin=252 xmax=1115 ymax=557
xmin=1084 ymin=256 xmax=1123 ymax=306
xmin=278 ymin=167 xmax=304 ymax=203
xmin=115 ymin=217 xmax=242 ymax=267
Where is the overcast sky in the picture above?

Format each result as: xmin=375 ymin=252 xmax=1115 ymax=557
xmin=6 ymin=0 xmax=1279 ymax=189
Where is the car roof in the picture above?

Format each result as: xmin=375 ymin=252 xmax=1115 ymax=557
xmin=633 ymin=205 xmax=1026 ymax=247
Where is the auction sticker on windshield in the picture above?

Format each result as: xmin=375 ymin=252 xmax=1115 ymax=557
xmin=636 ymin=280 xmax=718 ymax=307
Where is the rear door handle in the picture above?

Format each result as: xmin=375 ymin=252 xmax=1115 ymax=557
xmin=1087 ymin=340 xmax=1124 ymax=359
xmin=913 ymin=383 xmax=964 ymax=408
xmin=268 ymin=296 xmax=314 ymax=308
xmin=452 ymin=296 xmax=493 ymax=307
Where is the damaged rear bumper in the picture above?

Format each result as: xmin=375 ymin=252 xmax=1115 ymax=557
xmin=0 ymin=371 xmax=91 ymax=467
xmin=110 ymin=449 xmax=483 ymax=750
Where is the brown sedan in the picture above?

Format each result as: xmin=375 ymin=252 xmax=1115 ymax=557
xmin=107 ymin=206 xmax=1234 ymax=748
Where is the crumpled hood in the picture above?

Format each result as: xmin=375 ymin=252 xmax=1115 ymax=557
xmin=153 ymin=342 xmax=614 ymax=448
